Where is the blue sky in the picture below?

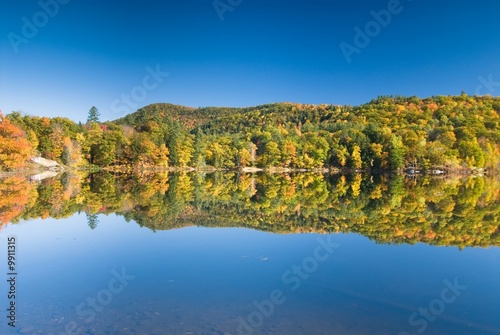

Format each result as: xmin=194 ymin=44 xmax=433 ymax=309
xmin=1 ymin=0 xmax=499 ymax=122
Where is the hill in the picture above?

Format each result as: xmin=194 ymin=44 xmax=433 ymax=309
xmin=2 ymin=94 xmax=500 ymax=172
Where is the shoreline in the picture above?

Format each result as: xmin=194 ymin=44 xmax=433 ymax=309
xmin=1 ymin=164 xmax=490 ymax=179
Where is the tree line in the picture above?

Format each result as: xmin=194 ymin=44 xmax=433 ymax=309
xmin=1 ymin=94 xmax=499 ymax=171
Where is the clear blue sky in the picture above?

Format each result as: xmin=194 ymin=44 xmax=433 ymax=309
xmin=1 ymin=0 xmax=499 ymax=122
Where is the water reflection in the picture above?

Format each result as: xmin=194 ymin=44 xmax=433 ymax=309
xmin=1 ymin=172 xmax=499 ymax=247
xmin=0 ymin=173 xmax=499 ymax=334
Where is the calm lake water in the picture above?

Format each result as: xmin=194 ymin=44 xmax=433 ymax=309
xmin=0 ymin=172 xmax=499 ymax=335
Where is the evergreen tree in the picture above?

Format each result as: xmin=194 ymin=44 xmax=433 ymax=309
xmin=87 ymin=213 xmax=99 ymax=229
xmin=87 ymin=106 xmax=100 ymax=124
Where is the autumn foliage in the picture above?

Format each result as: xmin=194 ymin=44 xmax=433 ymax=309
xmin=2 ymin=94 xmax=500 ymax=171
xmin=0 ymin=171 xmax=499 ymax=248
xmin=0 ymin=176 xmax=34 ymax=227
xmin=0 ymin=112 xmax=32 ymax=170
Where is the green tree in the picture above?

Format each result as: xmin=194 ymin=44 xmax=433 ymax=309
xmin=87 ymin=106 xmax=100 ymax=124
xmin=260 ymin=141 xmax=281 ymax=167
xmin=192 ymin=129 xmax=207 ymax=168
xmin=389 ymin=135 xmax=406 ymax=170
xmin=86 ymin=213 xmax=99 ymax=229
xmin=458 ymin=139 xmax=485 ymax=168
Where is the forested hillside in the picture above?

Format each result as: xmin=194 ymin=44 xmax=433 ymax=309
xmin=1 ymin=94 xmax=499 ymax=171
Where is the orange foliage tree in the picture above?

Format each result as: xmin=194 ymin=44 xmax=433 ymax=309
xmin=0 ymin=176 xmax=34 ymax=227
xmin=0 ymin=111 xmax=32 ymax=170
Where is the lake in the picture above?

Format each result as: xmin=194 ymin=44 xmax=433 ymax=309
xmin=0 ymin=172 xmax=499 ymax=335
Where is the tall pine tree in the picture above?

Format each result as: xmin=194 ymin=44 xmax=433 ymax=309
xmin=87 ymin=106 xmax=100 ymax=124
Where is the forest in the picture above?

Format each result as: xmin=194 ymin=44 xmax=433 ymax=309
xmin=1 ymin=171 xmax=499 ymax=248
xmin=1 ymin=94 xmax=500 ymax=172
